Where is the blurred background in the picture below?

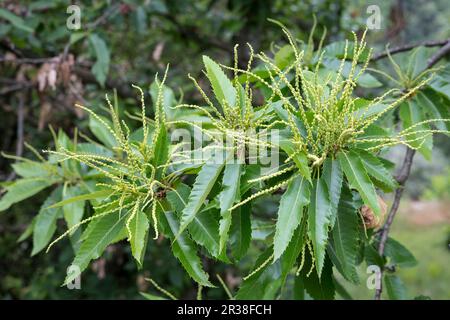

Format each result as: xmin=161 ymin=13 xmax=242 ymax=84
xmin=0 ymin=0 xmax=449 ymax=299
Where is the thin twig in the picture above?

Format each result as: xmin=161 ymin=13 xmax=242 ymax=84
xmin=371 ymin=38 xmax=450 ymax=61
xmin=374 ymin=40 xmax=450 ymax=300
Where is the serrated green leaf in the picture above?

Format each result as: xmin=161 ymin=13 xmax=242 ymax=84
xmin=329 ymin=186 xmax=360 ymax=283
xmin=384 ymin=274 xmax=407 ymax=300
xmin=338 ymin=151 xmax=380 ymax=216
xmin=167 ymin=183 xmax=221 ymax=258
xmin=280 ymin=218 xmax=307 ymax=285
xmin=278 ymin=138 xmax=310 ymax=181
xmin=308 ymin=177 xmax=333 ymax=277
xmin=12 ymin=161 xmax=50 ymax=178
xmin=47 ymin=189 xmax=113 ymax=209
xmin=179 ymin=154 xmax=225 ymax=235
xmin=32 ymin=187 xmax=63 ymax=256
xmin=235 ymin=248 xmax=282 ymax=300
xmin=203 ymin=55 xmax=236 ymax=107
xmin=399 ymin=99 xmax=433 ymax=160
xmin=355 ymin=149 xmax=397 ymax=192
xmin=0 ymin=178 xmax=55 ymax=212
xmin=297 ymin=251 xmax=335 ymax=300
xmin=188 ymin=209 xmax=220 ymax=257
xmin=152 ymin=122 xmax=169 ymax=180
xmin=88 ymin=115 xmax=116 ymax=148
xmin=129 ymin=209 xmax=149 ymax=266
xmin=229 ymin=193 xmax=251 ymax=261
xmin=384 ymin=237 xmax=418 ymax=268
xmin=65 ymin=211 xmax=129 ymax=284
xmin=218 ymin=163 xmax=242 ymax=257
xmin=322 ymin=158 xmax=343 ymax=227
xmin=219 ymin=163 xmax=242 ymax=214
xmin=419 ymin=89 xmax=450 ymax=131
xmin=62 ymin=185 xmax=85 ymax=231
xmin=273 ymin=175 xmax=309 ymax=261
xmin=161 ymin=211 xmax=213 ymax=287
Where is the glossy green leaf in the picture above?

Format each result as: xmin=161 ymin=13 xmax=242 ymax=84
xmin=338 ymin=151 xmax=380 ymax=216
xmin=356 ymin=149 xmax=397 ymax=192
xmin=167 ymin=183 xmax=220 ymax=258
xmin=203 ymin=55 xmax=236 ymax=107
xmin=32 ymin=187 xmax=63 ymax=256
xmin=0 ymin=178 xmax=55 ymax=212
xmin=218 ymin=163 xmax=242 ymax=257
xmin=219 ymin=163 xmax=242 ymax=215
xmin=188 ymin=209 xmax=220 ymax=257
xmin=419 ymin=89 xmax=450 ymax=131
xmin=277 ymin=138 xmax=311 ymax=181
xmin=297 ymin=251 xmax=335 ymax=300
xmin=62 ymin=185 xmax=85 ymax=231
xmin=322 ymin=158 xmax=343 ymax=227
xmin=152 ymin=122 xmax=169 ymax=180
xmin=48 ymin=189 xmax=113 ymax=209
xmin=140 ymin=292 xmax=167 ymax=300
xmin=88 ymin=115 xmax=116 ymax=148
xmin=89 ymin=33 xmax=110 ymax=86
xmin=307 ymin=177 xmax=333 ymax=277
xmin=384 ymin=274 xmax=407 ymax=300
xmin=235 ymin=248 xmax=282 ymax=300
xmin=280 ymin=218 xmax=307 ymax=285
xmin=329 ymin=186 xmax=359 ymax=283
xmin=162 ymin=211 xmax=213 ymax=287
xmin=384 ymin=237 xmax=418 ymax=268
xmin=179 ymin=154 xmax=225 ymax=235
xmin=273 ymin=175 xmax=310 ymax=261
xmin=129 ymin=209 xmax=149 ymax=266
xmin=229 ymin=191 xmax=252 ymax=261
xmin=65 ymin=210 xmax=129 ymax=284
xmin=12 ymin=161 xmax=50 ymax=178
xmin=399 ymin=99 xmax=432 ymax=160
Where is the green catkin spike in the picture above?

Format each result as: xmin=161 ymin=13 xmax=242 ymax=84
xmin=197 ymin=285 xmax=203 ymax=300
xmin=131 ymin=84 xmax=148 ymax=147
xmin=74 ymin=104 xmax=121 ymax=144
xmin=187 ymin=75 xmax=225 ymax=121
xmin=306 ymin=240 xmax=315 ymax=278
xmin=296 ymin=245 xmax=307 ymax=276
xmin=46 ymin=202 xmax=134 ymax=253
xmin=151 ymin=200 xmax=159 ymax=240
xmin=230 ymin=176 xmax=295 ymax=211
xmin=145 ymin=278 xmax=178 ymax=300
xmin=248 ymin=165 xmax=296 ymax=183
xmin=24 ymin=142 xmax=46 ymax=162
xmin=126 ymin=198 xmax=141 ymax=242
xmin=233 ymin=44 xmax=240 ymax=88
xmin=243 ymin=253 xmax=274 ymax=281
xmin=216 ymin=274 xmax=234 ymax=300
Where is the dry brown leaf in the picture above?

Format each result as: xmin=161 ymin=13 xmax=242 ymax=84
xmin=361 ymin=196 xmax=388 ymax=229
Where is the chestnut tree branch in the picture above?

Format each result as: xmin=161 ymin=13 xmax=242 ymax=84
xmin=374 ymin=40 xmax=450 ymax=300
